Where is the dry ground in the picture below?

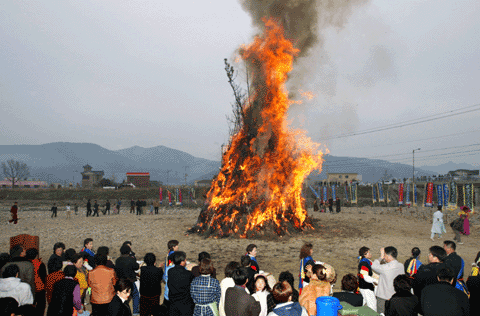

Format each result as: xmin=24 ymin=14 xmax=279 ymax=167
xmin=1 ymin=202 xmax=479 ymax=292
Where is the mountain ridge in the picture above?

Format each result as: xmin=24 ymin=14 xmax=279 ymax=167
xmin=1 ymin=142 xmax=473 ymax=185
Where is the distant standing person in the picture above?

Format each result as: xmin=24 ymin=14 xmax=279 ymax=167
xmin=66 ymin=203 xmax=71 ymax=219
xmin=105 ymin=200 xmax=111 ymax=215
xmin=328 ymin=198 xmax=333 ymax=213
xmin=86 ymin=199 xmax=92 ymax=217
xmin=93 ymin=200 xmax=100 ymax=217
xmin=130 ymin=199 xmax=135 ymax=214
xmin=431 ymin=206 xmax=446 ymax=241
xmin=51 ymin=203 xmax=58 ymax=218
xmin=136 ymin=199 xmax=142 ymax=215
xmin=336 ymin=198 xmax=341 ymax=213
xmin=9 ymin=202 xmax=19 ymax=224
xmin=74 ymin=203 xmax=79 ymax=215
xmin=116 ymin=199 xmax=122 ymax=214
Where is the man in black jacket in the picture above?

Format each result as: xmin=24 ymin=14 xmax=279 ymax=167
xmin=105 ymin=200 xmax=111 ymax=215
xmin=50 ymin=203 xmax=57 ymax=218
xmin=136 ymin=199 xmax=142 ymax=215
xmin=421 ymin=267 xmax=469 ymax=316
xmin=412 ymin=245 xmax=446 ymax=307
xmin=443 ymin=240 xmax=464 ymax=282
xmin=167 ymin=251 xmax=194 ymax=316
xmin=115 ymin=245 xmax=140 ymax=315
xmin=92 ymin=200 xmax=99 ymax=217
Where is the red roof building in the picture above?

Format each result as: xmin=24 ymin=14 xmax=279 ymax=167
xmin=126 ymin=172 xmax=150 ymax=188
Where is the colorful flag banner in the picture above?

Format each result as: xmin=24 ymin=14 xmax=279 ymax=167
xmin=372 ymin=185 xmax=377 ymax=204
xmin=424 ymin=182 xmax=434 ymax=207
xmin=378 ymin=183 xmax=385 ymax=202
xmin=323 ymin=186 xmax=328 ymax=203
xmin=449 ymin=182 xmax=458 ymax=210
xmin=344 ymin=185 xmax=349 ymax=202
xmin=406 ymin=184 xmax=411 ymax=206
xmin=159 ymin=187 xmax=163 ymax=204
xmin=350 ymin=183 xmax=358 ymax=204
xmin=464 ymin=183 xmax=474 ymax=211
xmin=443 ymin=183 xmax=449 ymax=208
xmin=309 ymin=186 xmax=320 ymax=199
xmin=178 ymin=189 xmax=183 ymax=206
xmin=332 ymin=185 xmax=336 ymax=201
xmin=437 ymin=184 xmax=444 ymax=208
xmin=168 ymin=190 xmax=172 ymax=206
xmin=398 ymin=183 xmax=404 ymax=205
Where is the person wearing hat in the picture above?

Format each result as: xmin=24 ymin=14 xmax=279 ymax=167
xmin=459 ymin=206 xmax=471 ymax=236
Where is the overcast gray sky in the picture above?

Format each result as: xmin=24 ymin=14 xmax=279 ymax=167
xmin=1 ymin=0 xmax=480 ymax=168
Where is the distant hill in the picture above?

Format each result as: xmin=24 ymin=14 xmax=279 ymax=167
xmin=418 ymin=161 xmax=478 ymax=175
xmin=0 ymin=142 xmax=220 ymax=185
xmin=0 ymin=142 xmax=448 ymax=185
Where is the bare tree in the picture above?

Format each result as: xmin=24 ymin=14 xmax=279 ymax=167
xmin=224 ymin=58 xmax=247 ymax=138
xmin=1 ymin=159 xmax=30 ymax=188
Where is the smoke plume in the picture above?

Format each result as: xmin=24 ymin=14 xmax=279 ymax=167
xmin=240 ymin=0 xmax=369 ymax=59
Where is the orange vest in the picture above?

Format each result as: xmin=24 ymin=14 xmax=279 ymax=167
xmin=32 ymin=258 xmax=45 ymax=292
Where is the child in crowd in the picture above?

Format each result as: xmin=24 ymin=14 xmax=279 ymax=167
xmin=246 ymin=244 xmax=260 ymax=272
xmin=252 ymin=275 xmax=271 ymax=316
xmin=299 ymin=243 xmax=314 ymax=294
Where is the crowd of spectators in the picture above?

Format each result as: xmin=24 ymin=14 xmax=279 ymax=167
xmin=0 ymin=239 xmax=479 ymax=316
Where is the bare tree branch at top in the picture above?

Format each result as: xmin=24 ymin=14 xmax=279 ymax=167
xmin=224 ymin=58 xmax=247 ymax=140
xmin=1 ymin=159 xmax=30 ymax=188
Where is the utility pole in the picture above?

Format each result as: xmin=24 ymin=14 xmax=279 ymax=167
xmin=166 ymin=170 xmax=172 ymax=185
xmin=184 ymin=166 xmax=189 ymax=185
xmin=73 ymin=170 xmax=79 ymax=187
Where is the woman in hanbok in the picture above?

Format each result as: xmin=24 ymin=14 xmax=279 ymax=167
xmin=431 ymin=206 xmax=446 ymax=241
xmin=459 ymin=206 xmax=471 ymax=235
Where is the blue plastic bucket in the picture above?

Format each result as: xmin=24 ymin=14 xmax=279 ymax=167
xmin=316 ymin=296 xmax=342 ymax=316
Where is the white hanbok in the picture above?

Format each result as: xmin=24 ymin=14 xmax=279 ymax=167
xmin=431 ymin=210 xmax=446 ymax=239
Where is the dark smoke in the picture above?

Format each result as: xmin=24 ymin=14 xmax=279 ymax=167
xmin=240 ymin=0 xmax=369 ymax=58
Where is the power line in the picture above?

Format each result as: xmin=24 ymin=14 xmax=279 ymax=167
xmin=319 ymin=103 xmax=480 ymax=141
xmin=322 ymin=148 xmax=480 ymax=170
xmin=348 ymin=128 xmax=480 ymax=150
xmin=323 ymin=142 xmax=480 ymax=164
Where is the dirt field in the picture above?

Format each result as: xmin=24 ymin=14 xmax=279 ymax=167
xmin=1 ymin=202 xmax=479 ymax=291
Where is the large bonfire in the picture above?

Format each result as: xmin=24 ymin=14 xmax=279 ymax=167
xmin=190 ymin=19 xmax=324 ymax=238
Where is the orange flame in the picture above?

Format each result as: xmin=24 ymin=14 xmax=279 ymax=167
xmin=200 ymin=19 xmax=324 ymax=237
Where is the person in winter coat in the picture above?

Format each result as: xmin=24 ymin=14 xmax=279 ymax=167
xmin=46 ymin=265 xmax=83 ymax=316
xmin=385 ymin=274 xmax=419 ymax=316
xmin=108 ymin=279 xmax=133 ymax=316
xmin=0 ymin=264 xmax=34 ymax=306
xmin=299 ymin=264 xmax=331 ymax=316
